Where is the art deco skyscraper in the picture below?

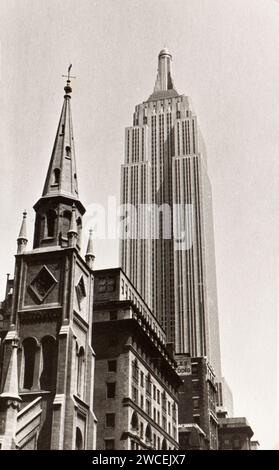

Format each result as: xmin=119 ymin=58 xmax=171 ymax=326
xmin=120 ymin=49 xmax=222 ymax=379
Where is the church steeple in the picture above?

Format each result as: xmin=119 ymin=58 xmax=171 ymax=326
xmin=148 ymin=47 xmax=178 ymax=101
xmin=42 ymin=76 xmax=79 ymax=199
xmin=33 ymin=69 xmax=85 ymax=250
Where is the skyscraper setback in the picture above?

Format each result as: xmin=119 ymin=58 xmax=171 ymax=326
xmin=120 ymin=48 xmax=222 ymax=380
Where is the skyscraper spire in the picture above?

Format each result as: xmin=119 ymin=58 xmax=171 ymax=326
xmin=148 ymin=47 xmax=178 ymax=101
xmin=42 ymin=74 xmax=79 ymax=200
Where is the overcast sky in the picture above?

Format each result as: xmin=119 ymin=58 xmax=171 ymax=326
xmin=0 ymin=0 xmax=278 ymax=449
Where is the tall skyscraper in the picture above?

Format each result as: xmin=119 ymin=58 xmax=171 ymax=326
xmin=120 ymin=48 xmax=222 ymax=380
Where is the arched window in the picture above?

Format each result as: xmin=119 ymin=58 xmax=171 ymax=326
xmin=62 ymin=210 xmax=72 ymax=236
xmin=65 ymin=146 xmax=71 ymax=158
xmin=40 ymin=336 xmax=56 ymax=390
xmin=53 ymin=168 xmax=60 ymax=185
xmin=46 ymin=210 xmax=56 ymax=238
xmin=77 ymin=346 xmax=85 ymax=397
xmin=77 ymin=217 xmax=82 ymax=245
xmin=161 ymin=438 xmax=167 ymax=450
xmin=131 ymin=411 xmax=139 ymax=431
xmin=75 ymin=427 xmax=83 ymax=450
xmin=22 ymin=337 xmax=37 ymax=390
xmin=145 ymin=424 xmax=152 ymax=443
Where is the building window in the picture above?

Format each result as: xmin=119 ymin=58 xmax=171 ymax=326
xmin=53 ymin=168 xmax=60 ymax=185
xmin=162 ymin=392 xmax=167 ymax=412
xmin=65 ymin=146 xmax=71 ymax=158
xmin=140 ymin=422 xmax=144 ymax=438
xmin=105 ymin=439 xmax=115 ymax=450
xmin=146 ymin=374 xmax=152 ymax=396
xmin=109 ymin=311 xmax=118 ymax=321
xmin=132 ymin=385 xmax=138 ymax=403
xmin=107 ymin=382 xmax=116 ymax=398
xmin=106 ymin=413 xmax=115 ymax=428
xmin=108 ymin=360 xmax=117 ymax=372
xmin=76 ymin=346 xmax=85 ymax=397
xmin=145 ymin=424 xmax=152 ymax=444
xmin=193 ymin=415 xmax=200 ymax=426
xmin=193 ymin=398 xmax=199 ymax=410
xmin=46 ymin=210 xmax=56 ymax=238
xmin=140 ymin=371 xmax=144 ymax=387
xmin=162 ymin=416 xmax=166 ymax=431
xmin=22 ymin=337 xmax=37 ymax=390
xmin=140 ymin=395 xmax=144 ymax=409
xmin=132 ymin=359 xmax=139 ymax=383
xmin=131 ymin=411 xmax=139 ymax=431
xmin=157 ymin=390 xmax=160 ymax=404
xmin=146 ymin=400 xmax=151 ymax=415
xmin=75 ymin=427 xmax=83 ymax=450
xmin=153 ymin=385 xmax=156 ymax=399
xmin=40 ymin=335 xmax=56 ymax=390
xmin=192 ymin=364 xmax=198 ymax=375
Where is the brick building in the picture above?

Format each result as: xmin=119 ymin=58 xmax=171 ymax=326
xmin=176 ymin=354 xmax=218 ymax=449
xmin=93 ymin=268 xmax=181 ymax=450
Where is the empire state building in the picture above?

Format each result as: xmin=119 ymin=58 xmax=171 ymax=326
xmin=120 ymin=48 xmax=222 ymax=380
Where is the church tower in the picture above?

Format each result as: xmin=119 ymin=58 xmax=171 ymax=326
xmin=0 ymin=74 xmax=97 ymax=449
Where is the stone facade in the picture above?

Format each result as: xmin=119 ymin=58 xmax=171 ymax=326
xmin=93 ymin=268 xmax=181 ymax=450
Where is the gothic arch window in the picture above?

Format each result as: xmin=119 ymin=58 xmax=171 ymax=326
xmin=75 ymin=427 xmax=83 ymax=450
xmin=77 ymin=217 xmax=82 ymax=245
xmin=76 ymin=346 xmax=85 ymax=398
xmin=65 ymin=146 xmax=71 ymax=158
xmin=46 ymin=210 xmax=56 ymax=238
xmin=161 ymin=438 xmax=167 ymax=450
xmin=62 ymin=210 xmax=72 ymax=236
xmin=131 ymin=411 xmax=139 ymax=431
xmin=53 ymin=168 xmax=60 ymax=185
xmin=145 ymin=424 xmax=152 ymax=443
xmin=22 ymin=337 xmax=37 ymax=390
xmin=40 ymin=336 xmax=56 ymax=390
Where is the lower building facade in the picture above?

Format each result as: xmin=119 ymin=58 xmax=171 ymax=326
xmin=93 ymin=267 xmax=181 ymax=450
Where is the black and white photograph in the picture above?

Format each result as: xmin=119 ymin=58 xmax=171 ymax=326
xmin=0 ymin=0 xmax=278 ymax=457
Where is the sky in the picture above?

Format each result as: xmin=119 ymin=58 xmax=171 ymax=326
xmin=0 ymin=0 xmax=278 ymax=449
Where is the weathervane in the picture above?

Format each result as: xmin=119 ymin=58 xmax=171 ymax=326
xmin=62 ymin=64 xmax=76 ymax=82
xmin=62 ymin=64 xmax=76 ymax=95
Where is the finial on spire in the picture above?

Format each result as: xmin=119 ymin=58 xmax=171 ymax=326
xmin=17 ymin=211 xmax=28 ymax=254
xmin=62 ymin=64 xmax=76 ymax=96
xmin=85 ymin=228 xmax=95 ymax=269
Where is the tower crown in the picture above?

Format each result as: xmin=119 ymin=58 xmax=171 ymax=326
xmin=148 ymin=47 xmax=178 ymax=101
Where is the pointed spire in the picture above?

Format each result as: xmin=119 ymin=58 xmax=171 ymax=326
xmin=17 ymin=211 xmax=28 ymax=254
xmin=85 ymin=229 xmax=95 ymax=269
xmin=41 ymin=70 xmax=79 ymax=201
xmin=0 ymin=337 xmax=21 ymax=402
xmin=148 ymin=48 xmax=178 ymax=101
xmin=67 ymin=204 xmax=78 ymax=247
